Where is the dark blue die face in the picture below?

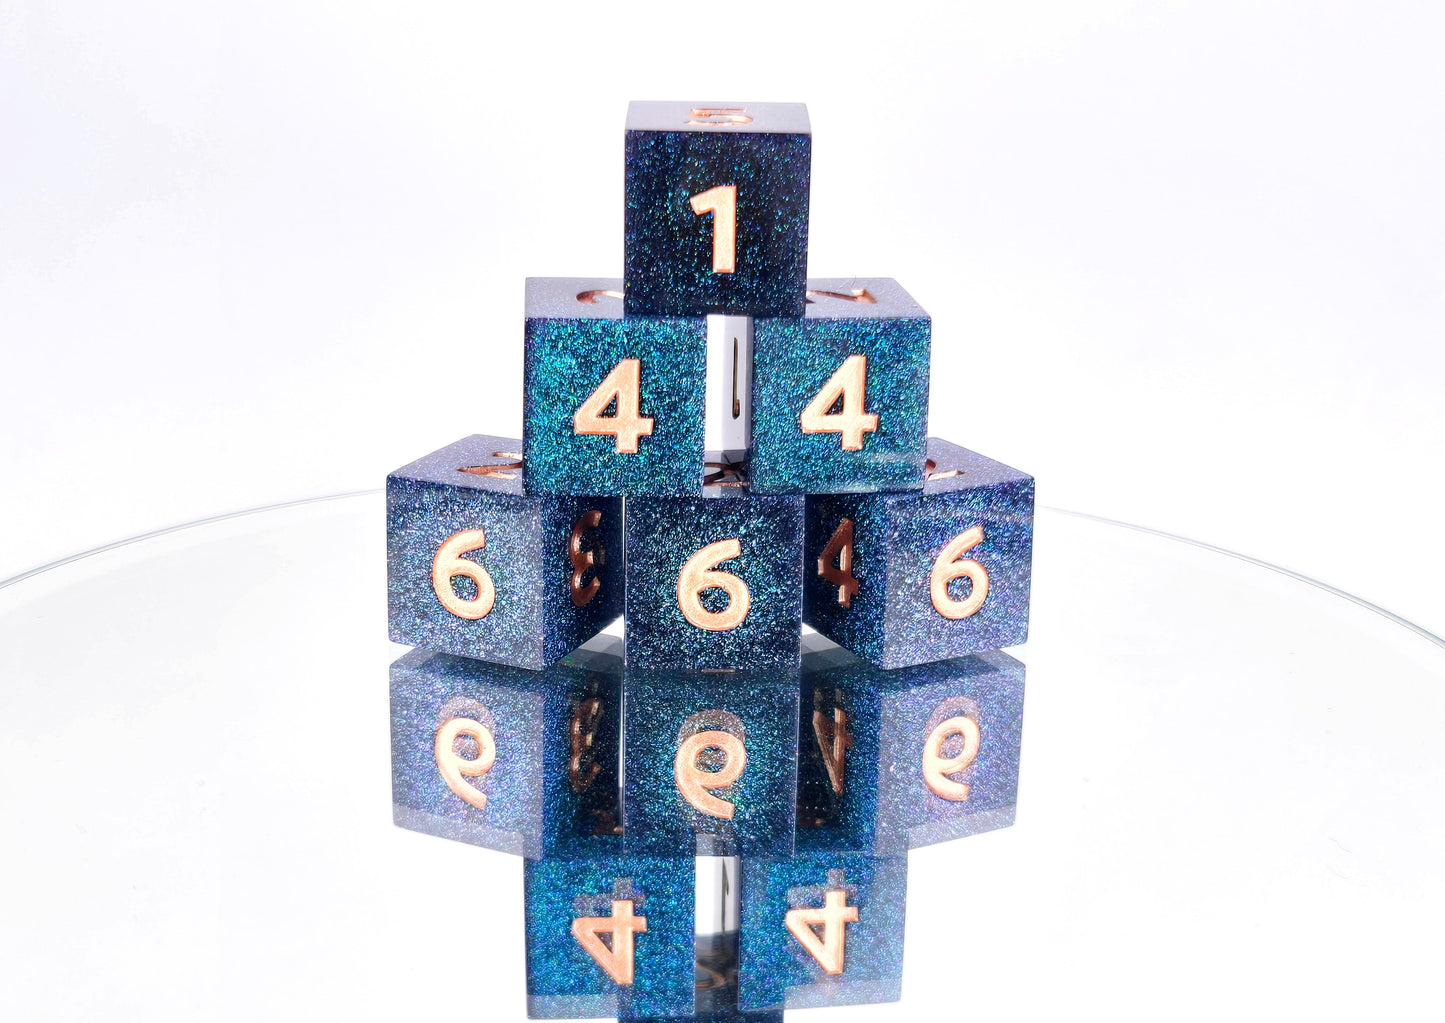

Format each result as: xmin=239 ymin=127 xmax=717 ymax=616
xmin=389 ymin=641 xmax=623 ymax=860
xmin=738 ymin=853 xmax=908 ymax=1011
xmin=387 ymin=435 xmax=623 ymax=669
xmin=625 ymin=490 xmax=804 ymax=670
xmin=524 ymin=855 xmax=696 ymax=1020
xmin=803 ymin=438 xmax=1034 ymax=669
xmin=523 ymin=279 xmax=706 ymax=496
xmin=749 ymin=279 xmax=930 ymax=494
xmin=623 ymin=668 xmax=799 ymax=858
xmin=623 ymin=102 xmax=811 ymax=317
xmin=797 ymin=643 xmax=1025 ymax=854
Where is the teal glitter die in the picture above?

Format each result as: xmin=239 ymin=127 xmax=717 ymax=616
xmin=796 ymin=637 xmax=1025 ymax=855
xmin=524 ymin=278 xmax=706 ymax=496
xmin=389 ymin=637 xmax=623 ymax=860
xmin=738 ymin=852 xmax=908 ymax=1011
xmin=622 ymin=666 xmax=800 ymax=858
xmin=387 ymin=435 xmax=622 ymax=669
xmin=624 ymin=487 xmax=805 ymax=670
xmin=804 ymin=437 xmax=1034 ymax=668
xmin=749 ymin=279 xmax=930 ymax=495
xmin=525 ymin=854 xmax=697 ymax=1019
xmin=624 ymin=101 xmax=811 ymax=318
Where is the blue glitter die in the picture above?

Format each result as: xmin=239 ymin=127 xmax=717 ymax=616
xmin=804 ymin=437 xmax=1034 ymax=668
xmin=390 ymin=637 xmax=623 ymax=860
xmin=622 ymin=666 xmax=799 ymax=858
xmin=525 ymin=854 xmax=696 ymax=1019
xmin=387 ymin=435 xmax=622 ymax=669
xmin=738 ymin=852 xmax=908 ymax=1011
xmin=796 ymin=636 xmax=1025 ymax=855
xmin=749 ymin=278 xmax=930 ymax=495
xmin=524 ymin=279 xmax=707 ymax=496
xmin=624 ymin=101 xmax=811 ymax=318
xmin=624 ymin=487 xmax=804 ymax=670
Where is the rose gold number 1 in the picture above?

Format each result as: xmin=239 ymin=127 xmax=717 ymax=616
xmin=690 ymin=184 xmax=737 ymax=274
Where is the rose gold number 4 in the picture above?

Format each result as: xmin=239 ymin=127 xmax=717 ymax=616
xmin=800 ymin=355 xmax=879 ymax=451
xmin=572 ymin=899 xmax=647 ymax=985
xmin=434 ymin=717 xmax=497 ymax=811
xmin=817 ymin=518 xmax=859 ymax=608
xmin=574 ymin=358 xmax=655 ymax=453
xmin=690 ymin=184 xmax=737 ymax=274
xmin=785 ymin=890 xmax=859 ymax=976
xmin=929 ymin=525 xmax=989 ymax=619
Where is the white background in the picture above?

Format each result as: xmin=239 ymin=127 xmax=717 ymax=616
xmin=2 ymin=0 xmax=1442 ymax=636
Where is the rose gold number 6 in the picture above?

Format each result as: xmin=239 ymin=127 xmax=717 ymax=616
xmin=435 ymin=716 xmax=497 ymax=811
xmin=674 ymin=730 xmax=747 ymax=819
xmin=432 ymin=529 xmax=496 ymax=619
xmin=677 ymin=539 xmax=750 ymax=631
xmin=929 ymin=526 xmax=989 ymax=620
xmin=921 ymin=715 xmax=981 ymax=801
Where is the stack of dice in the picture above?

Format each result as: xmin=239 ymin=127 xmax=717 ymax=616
xmin=386 ymin=102 xmax=1034 ymax=1021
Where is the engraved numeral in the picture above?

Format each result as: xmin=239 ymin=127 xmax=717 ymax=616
xmin=569 ymin=696 xmax=604 ymax=793
xmin=574 ymin=358 xmax=655 ymax=453
xmin=572 ymin=899 xmax=647 ymax=985
xmin=432 ymin=529 xmax=496 ymax=619
xmin=674 ymin=729 xmax=747 ymax=819
xmin=785 ymin=889 xmax=858 ymax=976
xmin=929 ymin=525 xmax=989 ymax=619
xmin=921 ymin=714 xmax=981 ymax=801
xmin=799 ymin=354 xmax=879 ymax=451
xmin=687 ymin=107 xmax=752 ymax=126
xmin=817 ymin=518 xmax=859 ymax=608
xmin=570 ymin=509 xmax=604 ymax=607
xmin=677 ymin=538 xmax=750 ymax=631
xmin=812 ymin=702 xmax=853 ymax=796
xmin=435 ymin=716 xmax=496 ymax=811
xmin=690 ymin=184 xmax=737 ymax=274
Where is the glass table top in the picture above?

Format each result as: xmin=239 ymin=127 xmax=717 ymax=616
xmin=1 ymin=495 xmax=1440 ymax=1020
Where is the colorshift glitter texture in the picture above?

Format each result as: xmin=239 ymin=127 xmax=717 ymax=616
xmin=387 ymin=435 xmax=623 ymax=669
xmin=749 ymin=278 xmax=930 ymax=494
xmin=623 ymin=102 xmax=810 ymax=318
xmin=622 ymin=666 xmax=800 ymax=857
xmin=624 ymin=489 xmax=804 ymax=670
xmin=804 ymin=437 xmax=1034 ymax=668
xmin=525 ymin=855 xmax=697 ymax=1019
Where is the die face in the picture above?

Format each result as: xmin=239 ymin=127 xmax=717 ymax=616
xmin=525 ymin=855 xmax=696 ymax=1019
xmin=803 ymin=438 xmax=1035 ymax=669
xmin=623 ymin=668 xmax=799 ymax=857
xmin=389 ymin=640 xmax=623 ymax=859
xmin=387 ymin=435 xmax=623 ymax=669
xmin=624 ymin=102 xmax=811 ymax=317
xmin=524 ymin=279 xmax=707 ymax=496
xmin=624 ymin=490 xmax=804 ymax=670
xmin=798 ymin=643 xmax=1026 ymax=853
xmin=738 ymin=853 xmax=908 ymax=1011
xmin=749 ymin=279 xmax=930 ymax=495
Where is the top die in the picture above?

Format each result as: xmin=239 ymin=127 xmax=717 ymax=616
xmin=624 ymin=101 xmax=811 ymax=318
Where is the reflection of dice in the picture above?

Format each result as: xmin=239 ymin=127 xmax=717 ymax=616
xmin=804 ymin=437 xmax=1034 ymax=668
xmin=523 ymin=279 xmax=706 ymax=496
xmin=386 ymin=435 xmax=622 ymax=669
xmin=624 ymin=101 xmax=810 ymax=318
xmin=389 ymin=637 xmax=623 ymax=859
xmin=524 ymin=854 xmax=696 ymax=1020
xmin=796 ymin=637 xmax=1025 ymax=854
xmin=749 ymin=279 xmax=930 ymax=494
xmin=624 ymin=487 xmax=804 ymax=670
xmin=739 ymin=853 xmax=908 ymax=1011
xmin=622 ymin=667 xmax=799 ymax=857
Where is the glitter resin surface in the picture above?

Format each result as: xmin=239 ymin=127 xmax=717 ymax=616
xmin=624 ymin=488 xmax=805 ymax=670
xmin=797 ymin=639 xmax=1025 ymax=854
xmin=524 ymin=278 xmax=707 ymax=496
xmin=387 ymin=435 xmax=623 ymax=669
xmin=623 ymin=101 xmax=811 ymax=318
xmin=525 ymin=854 xmax=697 ymax=1019
xmin=622 ymin=666 xmax=800 ymax=857
xmin=390 ymin=637 xmax=624 ymax=859
xmin=749 ymin=279 xmax=930 ymax=495
xmin=738 ymin=853 xmax=908 ymax=1010
xmin=804 ymin=437 xmax=1034 ymax=668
